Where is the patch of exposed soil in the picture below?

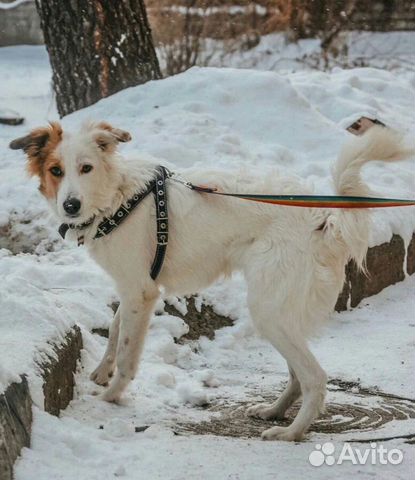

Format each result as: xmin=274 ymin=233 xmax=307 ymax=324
xmin=335 ymin=233 xmax=414 ymax=311
xmin=40 ymin=326 xmax=83 ymax=416
xmin=99 ymin=297 xmax=235 ymax=342
xmin=0 ymin=218 xmax=57 ymax=255
xmin=177 ymin=379 xmax=415 ymax=439
xmin=164 ymin=296 xmax=234 ymax=341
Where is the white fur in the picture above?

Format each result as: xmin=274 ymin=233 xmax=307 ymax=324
xmin=47 ymin=125 xmax=409 ymax=441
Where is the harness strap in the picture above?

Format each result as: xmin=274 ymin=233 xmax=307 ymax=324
xmin=150 ymin=166 xmax=169 ymax=280
xmin=94 ymin=165 xmax=169 ymax=280
xmin=94 ymin=182 xmax=156 ymax=238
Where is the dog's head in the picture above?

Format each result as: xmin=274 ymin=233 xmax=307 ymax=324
xmin=10 ymin=121 xmax=131 ymax=223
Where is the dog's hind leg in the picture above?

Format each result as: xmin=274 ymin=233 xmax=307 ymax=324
xmin=258 ymin=334 xmax=327 ymax=442
xmin=90 ymin=306 xmax=121 ymax=386
xmin=246 ymin=364 xmax=301 ymax=420
xmin=246 ymin=283 xmax=326 ymax=441
xmin=102 ymin=286 xmax=159 ymax=403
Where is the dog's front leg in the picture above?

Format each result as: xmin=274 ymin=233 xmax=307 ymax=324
xmin=101 ymin=287 xmax=159 ymax=403
xmin=90 ymin=306 xmax=121 ymax=386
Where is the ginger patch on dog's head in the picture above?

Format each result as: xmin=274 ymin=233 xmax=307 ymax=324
xmin=10 ymin=122 xmax=64 ymax=198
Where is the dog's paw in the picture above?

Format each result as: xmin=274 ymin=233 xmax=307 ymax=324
xmin=246 ymin=403 xmax=285 ymax=420
xmin=261 ymin=426 xmax=303 ymax=442
xmin=90 ymin=365 xmax=114 ymax=386
xmin=100 ymin=390 xmax=122 ymax=404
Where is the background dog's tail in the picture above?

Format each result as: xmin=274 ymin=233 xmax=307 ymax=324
xmin=328 ymin=126 xmax=413 ymax=268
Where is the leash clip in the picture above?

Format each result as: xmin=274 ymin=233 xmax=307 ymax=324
xmin=169 ymin=173 xmax=217 ymax=193
xmin=190 ymin=184 xmax=218 ymax=194
xmin=169 ymin=173 xmax=194 ymax=190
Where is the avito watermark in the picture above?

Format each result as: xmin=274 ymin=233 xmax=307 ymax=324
xmin=309 ymin=442 xmax=403 ymax=467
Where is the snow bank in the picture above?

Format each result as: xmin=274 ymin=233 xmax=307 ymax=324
xmin=0 ymin=247 xmax=115 ymax=393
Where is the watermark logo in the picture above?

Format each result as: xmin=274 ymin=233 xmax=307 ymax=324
xmin=309 ymin=442 xmax=335 ymax=466
xmin=309 ymin=442 xmax=403 ymax=467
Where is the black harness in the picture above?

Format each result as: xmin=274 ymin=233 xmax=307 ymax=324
xmin=59 ymin=166 xmax=169 ymax=280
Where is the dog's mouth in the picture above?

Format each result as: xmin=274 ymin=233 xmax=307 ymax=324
xmin=75 ymin=214 xmax=94 ymax=225
xmin=58 ymin=203 xmax=113 ymax=233
xmin=62 ymin=214 xmax=96 ymax=230
xmin=58 ymin=214 xmax=96 ymax=241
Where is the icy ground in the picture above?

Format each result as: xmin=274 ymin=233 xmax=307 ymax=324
xmin=0 ymin=43 xmax=414 ymax=479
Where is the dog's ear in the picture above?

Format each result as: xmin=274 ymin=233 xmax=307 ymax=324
xmin=98 ymin=122 xmax=132 ymax=142
xmin=9 ymin=122 xmax=63 ymax=176
xmin=93 ymin=122 xmax=131 ymax=152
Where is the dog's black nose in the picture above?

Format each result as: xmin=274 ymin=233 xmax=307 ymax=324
xmin=63 ymin=198 xmax=81 ymax=216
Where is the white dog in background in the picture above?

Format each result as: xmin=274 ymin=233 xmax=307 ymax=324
xmin=10 ymin=122 xmax=409 ymax=441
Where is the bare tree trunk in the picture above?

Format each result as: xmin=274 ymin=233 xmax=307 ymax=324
xmin=290 ymin=0 xmax=328 ymax=39
xmin=35 ymin=0 xmax=161 ymax=117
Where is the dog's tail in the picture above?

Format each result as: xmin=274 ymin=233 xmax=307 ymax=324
xmin=328 ymin=126 xmax=412 ymax=268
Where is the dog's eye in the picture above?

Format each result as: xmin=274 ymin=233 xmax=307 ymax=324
xmin=50 ymin=166 xmax=63 ymax=177
xmin=81 ymin=164 xmax=93 ymax=174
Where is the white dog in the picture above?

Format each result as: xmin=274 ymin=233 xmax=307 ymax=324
xmin=10 ymin=122 xmax=408 ymax=441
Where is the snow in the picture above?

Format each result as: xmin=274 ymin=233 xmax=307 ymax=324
xmin=162 ymin=4 xmax=267 ymax=16
xmin=0 ymin=0 xmax=33 ymax=10
xmin=14 ymin=417 xmax=415 ymax=480
xmin=12 ymin=277 xmax=415 ymax=479
xmin=0 ymin=247 xmax=116 ymax=394
xmin=0 ymin=40 xmax=414 ymax=479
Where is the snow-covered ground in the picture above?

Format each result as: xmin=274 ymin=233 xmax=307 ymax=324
xmin=9 ymin=275 xmax=415 ymax=480
xmin=0 ymin=41 xmax=414 ymax=479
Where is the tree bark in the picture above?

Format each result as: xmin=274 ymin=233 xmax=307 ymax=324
xmin=35 ymin=0 xmax=161 ymax=117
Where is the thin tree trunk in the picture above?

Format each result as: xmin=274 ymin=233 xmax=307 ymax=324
xmin=35 ymin=0 xmax=161 ymax=117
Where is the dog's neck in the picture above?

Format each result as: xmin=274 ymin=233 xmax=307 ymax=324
xmin=108 ymin=157 xmax=157 ymax=211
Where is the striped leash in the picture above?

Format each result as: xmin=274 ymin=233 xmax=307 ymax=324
xmin=170 ymin=176 xmax=415 ymax=209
